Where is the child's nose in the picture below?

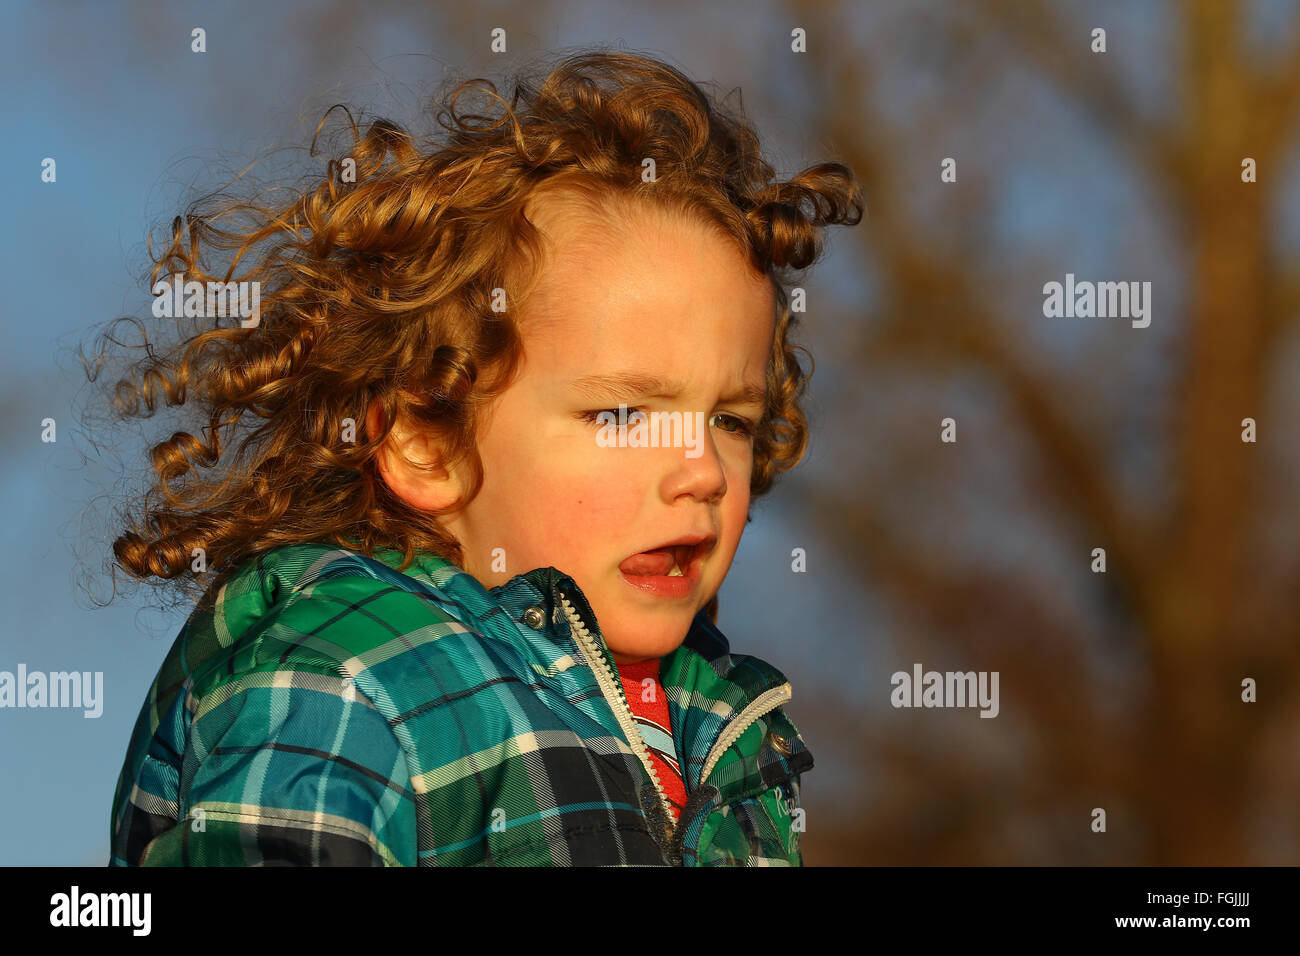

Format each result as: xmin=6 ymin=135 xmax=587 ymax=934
xmin=662 ymin=433 xmax=728 ymax=504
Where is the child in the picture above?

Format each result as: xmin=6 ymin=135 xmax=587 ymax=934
xmin=104 ymin=48 xmax=862 ymax=866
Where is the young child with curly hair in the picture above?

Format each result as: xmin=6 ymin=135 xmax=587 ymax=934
xmin=102 ymin=48 xmax=862 ymax=866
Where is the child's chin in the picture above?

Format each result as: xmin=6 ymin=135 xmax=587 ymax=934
xmin=605 ymin=622 xmax=690 ymax=662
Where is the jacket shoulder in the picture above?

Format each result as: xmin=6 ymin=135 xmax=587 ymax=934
xmin=110 ymin=542 xmax=472 ymax=865
xmin=187 ymin=542 xmax=470 ymax=699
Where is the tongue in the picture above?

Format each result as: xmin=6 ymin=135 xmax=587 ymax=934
xmin=619 ymin=547 xmax=676 ymax=576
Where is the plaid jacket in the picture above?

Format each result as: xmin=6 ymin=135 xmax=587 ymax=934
xmin=108 ymin=541 xmax=814 ymax=866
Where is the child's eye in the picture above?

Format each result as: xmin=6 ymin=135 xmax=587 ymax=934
xmin=578 ymin=408 xmax=754 ymax=439
xmin=708 ymin=412 xmax=754 ymax=438
xmin=579 ymin=407 xmax=646 ymax=425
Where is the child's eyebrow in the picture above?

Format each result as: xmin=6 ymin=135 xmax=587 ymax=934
xmin=571 ymin=371 xmax=767 ymax=408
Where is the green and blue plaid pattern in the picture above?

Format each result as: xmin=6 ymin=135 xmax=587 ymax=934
xmin=109 ymin=542 xmax=813 ymax=866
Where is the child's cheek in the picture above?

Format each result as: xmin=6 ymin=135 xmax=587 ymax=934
xmin=569 ymin=475 xmax=637 ymax=529
xmin=530 ymin=456 xmax=628 ymax=530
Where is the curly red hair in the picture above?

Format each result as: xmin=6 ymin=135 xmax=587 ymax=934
xmin=80 ymin=48 xmax=863 ymax=620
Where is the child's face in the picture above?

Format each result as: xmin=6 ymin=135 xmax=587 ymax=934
xmin=409 ymin=201 xmax=775 ymax=663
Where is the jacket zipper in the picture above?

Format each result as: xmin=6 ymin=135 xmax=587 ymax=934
xmin=699 ymin=683 xmax=793 ymax=785
xmin=558 ymin=590 xmax=798 ymax=845
xmin=557 ymin=591 xmax=679 ymax=843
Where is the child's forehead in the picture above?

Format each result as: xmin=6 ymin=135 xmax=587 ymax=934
xmin=514 ymin=196 xmax=776 ymax=369
xmin=514 ymin=303 xmax=772 ymax=406
xmin=525 ymin=231 xmax=771 ymax=318
xmin=526 ymin=190 xmax=747 ymax=277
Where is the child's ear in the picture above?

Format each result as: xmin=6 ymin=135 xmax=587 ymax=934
xmin=366 ymin=398 xmax=464 ymax=512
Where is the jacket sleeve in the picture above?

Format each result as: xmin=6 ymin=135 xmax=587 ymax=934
xmin=133 ymin=667 xmax=417 ymax=866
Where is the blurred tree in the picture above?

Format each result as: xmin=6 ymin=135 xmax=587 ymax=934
xmin=783 ymin=0 xmax=1299 ymax=864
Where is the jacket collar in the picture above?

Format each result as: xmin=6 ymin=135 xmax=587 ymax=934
xmin=351 ymin=543 xmax=790 ymax=702
xmin=330 ymin=540 xmax=805 ymax=798
xmin=355 ymin=542 xmax=732 ymax=669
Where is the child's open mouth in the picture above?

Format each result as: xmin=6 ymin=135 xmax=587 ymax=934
xmin=617 ymin=537 xmax=712 ymax=598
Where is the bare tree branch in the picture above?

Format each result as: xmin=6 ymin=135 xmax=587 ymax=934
xmin=788 ymin=21 xmax=1162 ymax=639
xmin=971 ymin=0 xmax=1191 ymax=221
xmin=1249 ymin=2 xmax=1300 ymax=160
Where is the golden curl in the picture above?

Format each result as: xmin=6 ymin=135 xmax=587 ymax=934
xmin=80 ymin=48 xmax=863 ymax=621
